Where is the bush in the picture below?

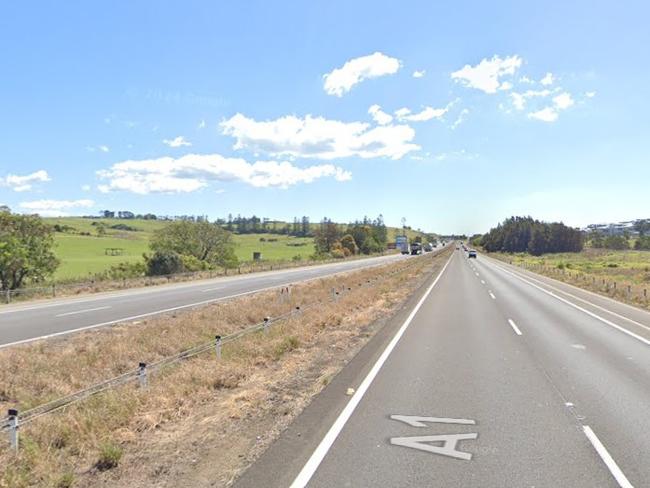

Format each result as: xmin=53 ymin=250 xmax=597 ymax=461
xmin=146 ymin=251 xmax=185 ymax=276
xmin=180 ymin=254 xmax=209 ymax=272
xmin=331 ymin=249 xmax=346 ymax=259
xmin=603 ymin=235 xmax=629 ymax=250
xmin=95 ymin=442 xmax=123 ymax=471
xmin=97 ymin=261 xmax=146 ymax=280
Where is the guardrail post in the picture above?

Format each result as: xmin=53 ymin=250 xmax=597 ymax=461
xmin=263 ymin=317 xmax=270 ymax=334
xmin=215 ymin=335 xmax=222 ymax=359
xmin=645 ymin=289 xmax=647 ymax=300
xmin=5 ymin=289 xmax=9 ymax=304
xmin=295 ymin=306 xmax=301 ymax=315
xmin=7 ymin=409 xmax=18 ymax=452
xmin=52 ymin=284 xmax=56 ymax=297
xmin=138 ymin=362 xmax=148 ymax=389
xmin=627 ymin=285 xmax=631 ymax=298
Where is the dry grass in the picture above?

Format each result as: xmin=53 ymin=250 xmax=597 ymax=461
xmin=0 ymin=249 xmax=450 ymax=487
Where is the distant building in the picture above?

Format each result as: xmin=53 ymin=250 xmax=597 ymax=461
xmin=583 ymin=220 xmax=644 ymax=236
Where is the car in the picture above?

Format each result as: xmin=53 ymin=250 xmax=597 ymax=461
xmin=468 ymin=250 xmax=477 ymax=258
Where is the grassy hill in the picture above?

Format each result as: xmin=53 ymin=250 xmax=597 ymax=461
xmin=44 ymin=217 xmax=433 ymax=281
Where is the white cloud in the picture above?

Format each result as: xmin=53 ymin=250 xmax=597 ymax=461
xmin=451 ymin=108 xmax=469 ymax=129
xmin=519 ymin=76 xmax=534 ymax=84
xmin=198 ymin=120 xmax=206 ymax=129
xmin=81 ymin=184 xmax=91 ymax=192
xmin=368 ymin=104 xmax=393 ymax=125
xmin=19 ymin=199 xmax=94 ymax=217
xmin=528 ymin=107 xmax=558 ymax=122
xmin=99 ymin=145 xmax=109 ymax=153
xmin=0 ymin=170 xmax=50 ymax=192
xmin=510 ymin=89 xmax=553 ymax=111
xmin=499 ymin=81 xmax=513 ymax=91
xmin=412 ymin=70 xmax=426 ymax=78
xmin=86 ymin=145 xmax=110 ymax=153
xmin=220 ymin=113 xmax=419 ymax=160
xmin=395 ymin=106 xmax=448 ymax=122
xmin=323 ymin=52 xmax=401 ymax=97
xmin=97 ymin=153 xmax=352 ymax=194
xmin=163 ymin=136 xmax=192 ymax=148
xmin=585 ymin=91 xmax=596 ymax=98
xmin=553 ymin=92 xmax=574 ymax=109
xmin=540 ymin=72 xmax=555 ymax=85
xmin=451 ymin=55 xmax=522 ymax=94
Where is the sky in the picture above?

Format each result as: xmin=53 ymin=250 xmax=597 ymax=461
xmin=1 ymin=0 xmax=649 ymax=235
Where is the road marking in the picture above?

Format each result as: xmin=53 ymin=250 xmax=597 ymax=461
xmin=55 ymin=306 xmax=110 ymax=317
xmin=571 ymin=343 xmax=586 ymax=350
xmin=497 ymin=263 xmax=650 ymax=334
xmin=480 ymin=280 xmax=486 ymax=285
xmin=489 ymin=261 xmax=650 ymax=346
xmin=390 ymin=415 xmax=475 ymax=427
xmin=583 ymin=425 xmax=634 ymax=488
xmin=390 ymin=434 xmax=478 ymax=460
xmin=489 ymin=291 xmax=496 ymax=300
xmin=0 ymin=252 xmax=421 ymax=349
xmin=475 ymin=272 xmax=479 ymax=277
xmin=508 ymin=319 xmax=522 ymax=335
xmin=201 ymin=286 xmax=225 ymax=292
xmin=289 ymin=255 xmax=453 ymax=488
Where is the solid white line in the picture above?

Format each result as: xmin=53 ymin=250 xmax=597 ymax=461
xmin=582 ymin=425 xmax=634 ymax=488
xmin=55 ymin=306 xmax=110 ymax=317
xmin=481 ymin=280 xmax=486 ymax=285
xmin=495 ymin=262 xmax=650 ymax=333
xmin=489 ymin=291 xmax=496 ymax=300
xmin=289 ymin=254 xmax=453 ymax=488
xmin=201 ymin=286 xmax=225 ymax=292
xmin=489 ymin=262 xmax=650 ymax=346
xmin=508 ymin=319 xmax=522 ymax=336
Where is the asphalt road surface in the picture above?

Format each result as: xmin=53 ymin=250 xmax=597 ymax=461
xmin=236 ymin=248 xmax=650 ymax=488
xmin=0 ymin=253 xmax=416 ymax=348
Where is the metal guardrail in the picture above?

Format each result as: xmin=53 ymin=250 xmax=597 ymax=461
xmin=0 ymin=250 xmax=443 ymax=452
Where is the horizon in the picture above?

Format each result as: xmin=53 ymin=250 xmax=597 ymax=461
xmin=1 ymin=1 xmax=649 ymax=235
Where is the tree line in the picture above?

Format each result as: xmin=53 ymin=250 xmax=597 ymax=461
xmin=480 ymin=216 xmax=583 ymax=255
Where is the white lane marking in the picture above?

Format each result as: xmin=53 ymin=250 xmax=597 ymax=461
xmin=583 ymin=425 xmax=634 ymax=488
xmin=55 ymin=306 xmax=110 ymax=317
xmin=201 ymin=286 xmax=225 ymax=292
xmin=390 ymin=415 xmax=475 ymax=427
xmin=289 ymin=255 xmax=453 ymax=488
xmin=571 ymin=343 xmax=586 ymax=350
xmin=0 ymin=254 xmax=404 ymax=315
xmin=0 ymin=252 xmax=424 ymax=349
xmin=475 ymin=272 xmax=479 ymax=277
xmin=480 ymin=280 xmax=486 ymax=285
xmin=489 ymin=291 xmax=496 ymax=300
xmin=1 ymin=284 xmax=304 ymax=349
xmin=489 ymin=262 xmax=650 ymax=347
xmin=494 ymin=262 xmax=650 ymax=334
xmin=508 ymin=319 xmax=522 ymax=336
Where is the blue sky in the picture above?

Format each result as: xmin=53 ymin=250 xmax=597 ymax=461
xmin=1 ymin=0 xmax=649 ymax=235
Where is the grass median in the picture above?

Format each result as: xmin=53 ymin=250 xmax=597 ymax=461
xmin=0 ymin=248 xmax=451 ymax=488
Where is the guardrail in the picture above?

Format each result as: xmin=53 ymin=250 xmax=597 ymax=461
xmin=0 ymin=250 xmax=443 ymax=452
xmin=1 ymin=253 xmax=396 ymax=305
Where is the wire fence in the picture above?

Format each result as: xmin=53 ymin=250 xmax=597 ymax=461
xmin=0 ymin=250 xmax=444 ymax=452
xmin=1 ymin=253 xmax=395 ymax=304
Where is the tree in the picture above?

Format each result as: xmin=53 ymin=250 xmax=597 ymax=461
xmin=481 ymin=216 xmax=583 ymax=254
xmin=0 ymin=213 xmax=59 ymax=290
xmin=314 ymin=218 xmax=340 ymax=254
xmin=0 ymin=205 xmax=10 ymax=213
xmin=634 ymin=219 xmax=650 ymax=237
xmin=150 ymin=220 xmax=239 ymax=268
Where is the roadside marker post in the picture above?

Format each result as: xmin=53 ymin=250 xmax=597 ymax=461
xmin=7 ymin=409 xmax=18 ymax=452
xmin=138 ymin=362 xmax=148 ymax=389
xmin=215 ymin=335 xmax=222 ymax=359
xmin=263 ymin=317 xmax=270 ymax=334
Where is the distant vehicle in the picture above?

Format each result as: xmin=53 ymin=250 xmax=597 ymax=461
xmin=423 ymin=243 xmax=433 ymax=252
xmin=410 ymin=242 xmax=422 ymax=255
xmin=396 ymin=235 xmax=410 ymax=255
xmin=468 ymin=250 xmax=477 ymax=258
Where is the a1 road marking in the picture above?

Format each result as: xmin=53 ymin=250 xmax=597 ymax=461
xmin=389 ymin=415 xmax=478 ymax=460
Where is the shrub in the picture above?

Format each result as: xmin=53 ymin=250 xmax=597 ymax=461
xmin=95 ymin=442 xmax=123 ymax=471
xmin=146 ymin=251 xmax=185 ymax=276
xmin=180 ymin=254 xmax=209 ymax=272
xmin=331 ymin=248 xmax=346 ymax=259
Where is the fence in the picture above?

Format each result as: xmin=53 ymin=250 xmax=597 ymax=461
xmin=0 ymin=250 xmax=443 ymax=452
xmin=1 ymin=253 xmax=394 ymax=304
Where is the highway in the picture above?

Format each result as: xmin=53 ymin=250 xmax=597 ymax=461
xmin=0 ymin=253 xmax=410 ymax=348
xmin=236 ymin=248 xmax=650 ymax=488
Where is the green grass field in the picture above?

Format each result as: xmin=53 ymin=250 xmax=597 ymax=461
xmin=500 ymin=248 xmax=650 ymax=285
xmin=45 ymin=217 xmax=431 ymax=281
